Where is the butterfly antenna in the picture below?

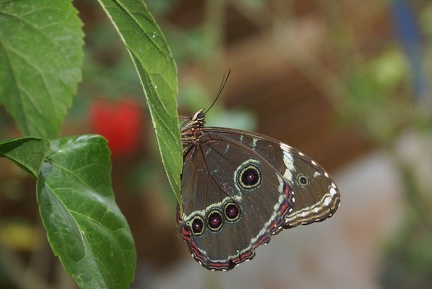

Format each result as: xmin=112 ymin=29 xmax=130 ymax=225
xmin=205 ymin=69 xmax=231 ymax=114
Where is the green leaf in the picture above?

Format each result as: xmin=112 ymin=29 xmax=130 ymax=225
xmin=0 ymin=0 xmax=84 ymax=138
xmin=97 ymin=0 xmax=182 ymax=205
xmin=37 ymin=135 xmax=136 ymax=289
xmin=0 ymin=137 xmax=49 ymax=178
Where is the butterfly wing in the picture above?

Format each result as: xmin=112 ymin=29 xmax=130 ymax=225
xmin=179 ymin=131 xmax=294 ymax=271
xmin=203 ymin=128 xmax=341 ymax=228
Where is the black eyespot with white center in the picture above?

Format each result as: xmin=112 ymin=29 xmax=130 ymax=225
xmin=297 ymin=173 xmax=309 ymax=187
xmin=207 ymin=210 xmax=223 ymax=231
xmin=190 ymin=216 xmax=204 ymax=236
xmin=238 ymin=164 xmax=261 ymax=190
xmin=224 ymin=202 xmax=241 ymax=222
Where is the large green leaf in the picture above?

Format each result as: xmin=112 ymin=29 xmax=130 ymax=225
xmin=97 ymin=0 xmax=182 ymax=205
xmin=0 ymin=0 xmax=84 ymax=137
xmin=37 ymin=135 xmax=135 ymax=289
xmin=0 ymin=135 xmax=136 ymax=288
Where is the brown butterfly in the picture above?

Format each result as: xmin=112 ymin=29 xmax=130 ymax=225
xmin=177 ymin=72 xmax=340 ymax=271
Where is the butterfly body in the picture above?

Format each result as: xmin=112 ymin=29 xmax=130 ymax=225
xmin=178 ymin=109 xmax=340 ymax=271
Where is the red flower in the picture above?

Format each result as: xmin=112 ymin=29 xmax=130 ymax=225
xmin=89 ymin=98 xmax=142 ymax=157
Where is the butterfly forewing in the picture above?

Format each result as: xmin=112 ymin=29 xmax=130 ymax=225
xmin=205 ymin=128 xmax=341 ymax=227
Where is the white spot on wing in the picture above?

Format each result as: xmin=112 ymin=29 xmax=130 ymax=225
xmin=281 ymin=146 xmax=295 ymax=181
xmin=252 ymin=138 xmax=258 ymax=148
xmin=224 ymin=144 xmax=231 ymax=154
xmin=280 ymin=143 xmax=292 ymax=150
xmin=330 ymin=187 xmax=338 ymax=197
xmin=324 ymin=196 xmax=332 ymax=206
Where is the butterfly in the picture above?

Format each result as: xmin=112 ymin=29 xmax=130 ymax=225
xmin=176 ymin=75 xmax=340 ymax=271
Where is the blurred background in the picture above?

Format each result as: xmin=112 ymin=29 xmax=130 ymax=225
xmin=1 ymin=0 xmax=432 ymax=288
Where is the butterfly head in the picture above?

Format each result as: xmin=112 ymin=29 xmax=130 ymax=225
xmin=192 ymin=109 xmax=206 ymax=123
xmin=181 ymin=109 xmax=205 ymax=131
xmin=180 ymin=109 xmax=207 ymax=150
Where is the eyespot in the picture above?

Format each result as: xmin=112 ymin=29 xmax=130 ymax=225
xmin=190 ymin=216 xmax=204 ymax=236
xmin=297 ymin=174 xmax=309 ymax=187
xmin=207 ymin=210 xmax=223 ymax=231
xmin=224 ymin=202 xmax=241 ymax=222
xmin=237 ymin=164 xmax=261 ymax=190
